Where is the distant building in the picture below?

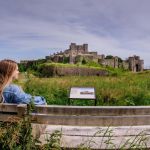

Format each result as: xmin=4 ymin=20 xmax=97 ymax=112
xmin=20 ymin=43 xmax=144 ymax=72
xmin=45 ymin=43 xmax=144 ymax=72
xmin=128 ymin=56 xmax=144 ymax=72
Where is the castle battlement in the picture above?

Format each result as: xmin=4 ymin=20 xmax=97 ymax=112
xmin=20 ymin=43 xmax=144 ymax=72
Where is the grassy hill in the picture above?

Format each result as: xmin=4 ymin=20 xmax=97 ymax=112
xmin=16 ymin=70 xmax=150 ymax=106
xmin=19 ymin=61 xmax=130 ymax=77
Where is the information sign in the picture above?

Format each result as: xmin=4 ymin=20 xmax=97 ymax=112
xmin=69 ymin=87 xmax=96 ymax=105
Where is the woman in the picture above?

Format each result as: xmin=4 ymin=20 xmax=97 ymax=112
xmin=0 ymin=59 xmax=47 ymax=105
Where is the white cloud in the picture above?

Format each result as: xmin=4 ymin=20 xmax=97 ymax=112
xmin=0 ymin=0 xmax=149 ymax=67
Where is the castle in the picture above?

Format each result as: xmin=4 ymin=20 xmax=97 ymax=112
xmin=45 ymin=43 xmax=144 ymax=72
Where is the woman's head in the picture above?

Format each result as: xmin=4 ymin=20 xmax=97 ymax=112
xmin=0 ymin=59 xmax=19 ymax=96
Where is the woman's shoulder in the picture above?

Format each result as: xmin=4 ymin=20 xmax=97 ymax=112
xmin=4 ymin=84 xmax=21 ymax=92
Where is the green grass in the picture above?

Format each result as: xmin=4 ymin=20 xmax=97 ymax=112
xmin=38 ymin=62 xmax=106 ymax=70
xmin=16 ymin=71 xmax=150 ymax=106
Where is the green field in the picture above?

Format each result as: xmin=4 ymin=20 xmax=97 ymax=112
xmin=16 ymin=70 xmax=150 ymax=106
xmin=1 ymin=71 xmax=150 ymax=150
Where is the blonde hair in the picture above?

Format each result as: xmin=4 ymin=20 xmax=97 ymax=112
xmin=0 ymin=59 xmax=17 ymax=98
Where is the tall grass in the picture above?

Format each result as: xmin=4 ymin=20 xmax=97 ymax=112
xmin=0 ymin=116 xmax=38 ymax=150
xmin=16 ymin=71 xmax=150 ymax=106
xmin=0 ymin=104 xmax=62 ymax=150
xmin=1 ymin=115 xmax=149 ymax=150
xmin=77 ymin=127 xmax=149 ymax=149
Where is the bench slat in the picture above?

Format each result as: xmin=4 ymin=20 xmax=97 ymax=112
xmin=0 ymin=104 xmax=18 ymax=112
xmin=31 ymin=113 xmax=150 ymax=126
xmin=35 ymin=105 xmax=150 ymax=116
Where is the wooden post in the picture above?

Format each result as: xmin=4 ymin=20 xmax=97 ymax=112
xmin=17 ymin=104 xmax=27 ymax=117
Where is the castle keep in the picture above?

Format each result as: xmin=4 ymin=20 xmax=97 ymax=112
xmin=45 ymin=43 xmax=144 ymax=72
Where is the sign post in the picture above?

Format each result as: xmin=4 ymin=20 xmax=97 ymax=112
xmin=68 ymin=87 xmax=97 ymax=106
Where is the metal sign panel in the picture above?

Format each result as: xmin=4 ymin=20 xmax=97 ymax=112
xmin=69 ymin=87 xmax=96 ymax=99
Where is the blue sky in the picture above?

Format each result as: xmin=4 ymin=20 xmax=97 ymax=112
xmin=0 ymin=0 xmax=150 ymax=67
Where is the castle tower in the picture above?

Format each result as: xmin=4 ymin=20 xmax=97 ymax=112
xmin=83 ymin=44 xmax=88 ymax=53
xmin=69 ymin=48 xmax=75 ymax=64
xmin=70 ymin=43 xmax=76 ymax=50
xmin=129 ymin=57 xmax=135 ymax=72
xmin=128 ymin=56 xmax=144 ymax=72
xmin=114 ymin=56 xmax=118 ymax=68
xmin=137 ymin=59 xmax=144 ymax=72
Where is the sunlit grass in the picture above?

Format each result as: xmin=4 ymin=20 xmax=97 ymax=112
xmin=15 ymin=71 xmax=150 ymax=106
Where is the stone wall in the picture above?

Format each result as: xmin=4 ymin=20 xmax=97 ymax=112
xmin=122 ymin=61 xmax=129 ymax=70
xmin=102 ymin=57 xmax=118 ymax=68
xmin=39 ymin=66 xmax=109 ymax=77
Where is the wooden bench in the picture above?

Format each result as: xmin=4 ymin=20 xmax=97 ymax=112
xmin=1 ymin=104 xmax=150 ymax=149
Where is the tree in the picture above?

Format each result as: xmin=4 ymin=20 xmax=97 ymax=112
xmin=105 ymin=55 xmax=113 ymax=59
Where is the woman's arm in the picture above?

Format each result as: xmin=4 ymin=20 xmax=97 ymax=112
xmin=3 ymin=84 xmax=47 ymax=105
